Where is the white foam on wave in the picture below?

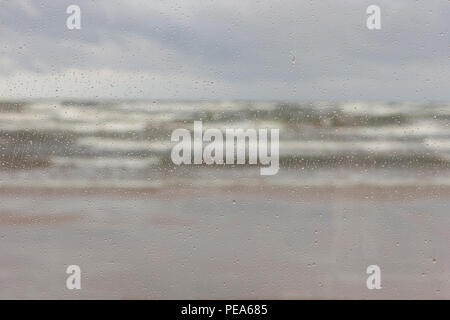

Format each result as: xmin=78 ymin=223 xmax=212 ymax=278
xmin=52 ymin=156 xmax=160 ymax=169
xmin=424 ymin=139 xmax=450 ymax=151
xmin=0 ymin=119 xmax=147 ymax=133
xmin=340 ymin=102 xmax=402 ymax=117
xmin=334 ymin=120 xmax=449 ymax=138
xmin=77 ymin=137 xmax=172 ymax=152
xmin=0 ymin=112 xmax=52 ymax=122
xmin=53 ymin=105 xmax=178 ymax=123
xmin=279 ymin=140 xmax=424 ymax=156
xmin=16 ymin=102 xmax=180 ymax=133
xmin=202 ymin=120 xmax=283 ymax=130
xmin=424 ymin=139 xmax=450 ymax=160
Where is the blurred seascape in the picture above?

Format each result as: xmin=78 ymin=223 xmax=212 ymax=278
xmin=0 ymin=100 xmax=449 ymax=299
xmin=1 ymin=99 xmax=450 ymax=189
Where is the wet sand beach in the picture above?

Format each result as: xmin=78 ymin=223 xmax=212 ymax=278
xmin=0 ymin=184 xmax=448 ymax=299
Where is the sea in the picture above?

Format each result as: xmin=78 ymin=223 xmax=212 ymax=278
xmin=0 ymin=99 xmax=449 ymax=189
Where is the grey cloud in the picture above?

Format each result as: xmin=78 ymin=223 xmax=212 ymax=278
xmin=0 ymin=0 xmax=448 ymax=100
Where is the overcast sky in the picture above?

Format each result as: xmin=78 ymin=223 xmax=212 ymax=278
xmin=0 ymin=0 xmax=448 ymax=101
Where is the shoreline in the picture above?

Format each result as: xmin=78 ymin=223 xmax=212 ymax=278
xmin=0 ymin=184 xmax=449 ymax=200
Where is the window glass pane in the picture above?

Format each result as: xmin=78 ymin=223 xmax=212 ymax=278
xmin=0 ymin=1 xmax=448 ymax=299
